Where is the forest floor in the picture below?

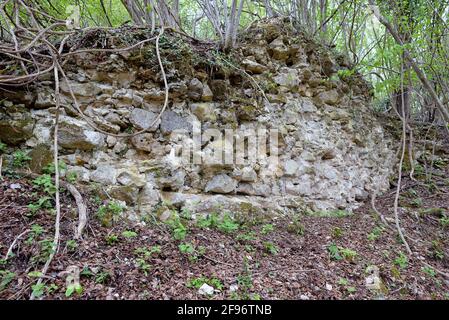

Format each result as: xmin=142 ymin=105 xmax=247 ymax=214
xmin=0 ymin=163 xmax=448 ymax=300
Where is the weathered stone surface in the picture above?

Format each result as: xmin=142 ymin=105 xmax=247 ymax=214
xmin=188 ymin=78 xmax=204 ymax=101
xmin=156 ymin=169 xmax=185 ymax=191
xmin=190 ymin=103 xmax=216 ymax=122
xmin=35 ymin=88 xmax=54 ymax=109
xmin=29 ymin=144 xmax=53 ymax=173
xmin=300 ymin=98 xmax=318 ymax=113
xmin=209 ymin=80 xmax=228 ymax=101
xmin=242 ymin=59 xmax=267 ymax=74
xmin=321 ymin=54 xmax=338 ymax=76
xmin=138 ymin=183 xmax=161 ymax=207
xmin=160 ymin=110 xmax=192 ymax=134
xmin=66 ymin=165 xmax=90 ymax=183
xmin=315 ymin=90 xmax=340 ymax=106
xmin=274 ymin=68 xmax=300 ymax=91
xmin=283 ymin=159 xmax=299 ymax=177
xmin=201 ymin=84 xmax=214 ymax=102
xmin=205 ymin=174 xmax=237 ymax=194
xmin=269 ymin=37 xmax=289 ymax=61
xmin=129 ymin=108 xmax=159 ymax=131
xmin=117 ymin=167 xmax=146 ymax=187
xmin=60 ymin=80 xmax=101 ymax=97
xmin=58 ymin=117 xmax=105 ymax=150
xmin=0 ymin=119 xmax=34 ymax=145
xmin=107 ymin=185 xmax=140 ymax=205
xmin=233 ymin=167 xmax=257 ymax=182
xmin=90 ymin=165 xmax=117 ymax=184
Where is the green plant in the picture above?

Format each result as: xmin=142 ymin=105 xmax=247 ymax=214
xmin=410 ymin=197 xmax=423 ymax=208
xmin=28 ymin=271 xmax=43 ymax=278
xmin=179 ymin=242 xmax=195 ymax=254
xmin=25 ymin=224 xmax=45 ymax=245
xmin=31 ymin=283 xmax=46 ymax=298
xmin=340 ymin=247 xmax=357 ymax=262
xmin=66 ymin=239 xmax=78 ymax=252
xmin=31 ymin=238 xmax=54 ymax=264
xmin=263 ymin=241 xmax=278 ymax=255
xmin=196 ymin=213 xmax=219 ymax=229
xmin=27 ymin=197 xmax=52 ymax=217
xmin=440 ymin=215 xmax=449 ymax=228
xmin=338 ymin=277 xmax=356 ymax=294
xmin=394 ymin=252 xmax=408 ymax=269
xmin=332 ymin=227 xmax=343 ymax=238
xmin=0 ymin=141 xmax=6 ymax=153
xmin=166 ymin=215 xmax=188 ymax=240
xmin=95 ymin=271 xmax=111 ymax=284
xmin=47 ymin=283 xmax=59 ymax=294
xmin=422 ymin=266 xmax=436 ymax=278
xmin=32 ymin=174 xmax=56 ymax=195
xmin=328 ymin=243 xmax=343 ymax=261
xmin=105 ymin=234 xmax=119 ymax=245
xmin=42 ymin=161 xmax=67 ymax=175
xmin=134 ymin=246 xmax=161 ymax=258
xmin=80 ymin=266 xmax=94 ymax=278
xmin=66 ymin=171 xmax=78 ymax=183
xmin=217 ymin=214 xmax=239 ymax=234
xmin=135 ymin=258 xmax=151 ymax=275
xmin=235 ymin=258 xmax=254 ymax=298
xmin=187 ymin=276 xmax=223 ymax=291
xmin=65 ymin=283 xmax=83 ymax=297
xmin=12 ymin=150 xmax=31 ymax=168
xmin=96 ymin=201 xmax=125 ymax=227
xmin=261 ymin=224 xmax=274 ymax=235
xmin=431 ymin=240 xmax=445 ymax=260
xmin=134 ymin=246 xmax=161 ymax=275
xmin=0 ymin=270 xmax=15 ymax=292
xmin=121 ymin=230 xmax=138 ymax=238
xmin=180 ymin=208 xmax=192 ymax=219
xmin=244 ymin=244 xmax=255 ymax=252
xmin=179 ymin=242 xmax=205 ymax=262
xmin=367 ymin=226 xmax=384 ymax=241
xmin=236 ymin=231 xmax=257 ymax=243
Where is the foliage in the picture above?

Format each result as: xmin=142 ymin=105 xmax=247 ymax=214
xmin=179 ymin=242 xmax=205 ymax=262
xmin=32 ymin=175 xmax=56 ymax=195
xmin=0 ymin=141 xmax=6 ymax=153
xmin=422 ymin=266 xmax=436 ymax=278
xmin=394 ymin=252 xmax=408 ymax=269
xmin=166 ymin=215 xmax=188 ymax=240
xmin=328 ymin=243 xmax=343 ymax=261
xmin=217 ymin=214 xmax=239 ymax=234
xmin=65 ymin=283 xmax=83 ymax=297
xmin=66 ymin=240 xmax=78 ymax=252
xmin=261 ymin=224 xmax=274 ymax=235
xmin=263 ymin=241 xmax=278 ymax=255
xmin=42 ymin=161 xmax=67 ymax=175
xmin=197 ymin=212 xmax=239 ymax=234
xmin=367 ymin=226 xmax=384 ymax=241
xmin=0 ymin=270 xmax=15 ymax=292
xmin=187 ymin=276 xmax=223 ymax=291
xmin=96 ymin=201 xmax=125 ymax=227
xmin=105 ymin=234 xmax=119 ymax=245
xmin=12 ymin=151 xmax=31 ymax=168
xmin=27 ymin=197 xmax=52 ymax=217
xmin=121 ymin=230 xmax=138 ymax=238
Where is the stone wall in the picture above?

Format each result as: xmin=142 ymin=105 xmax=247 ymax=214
xmin=0 ymin=19 xmax=397 ymax=219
